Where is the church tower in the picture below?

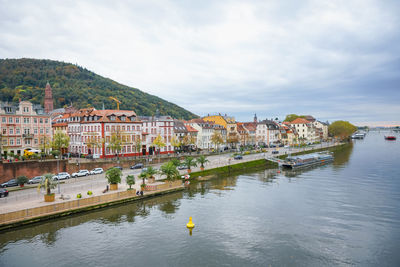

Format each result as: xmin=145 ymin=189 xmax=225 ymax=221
xmin=44 ymin=82 xmax=54 ymax=113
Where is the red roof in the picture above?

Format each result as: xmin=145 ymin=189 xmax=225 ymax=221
xmin=185 ymin=125 xmax=198 ymax=132
xmin=290 ymin=118 xmax=310 ymax=124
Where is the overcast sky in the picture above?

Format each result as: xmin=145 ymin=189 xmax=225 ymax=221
xmin=1 ymin=0 xmax=399 ymax=126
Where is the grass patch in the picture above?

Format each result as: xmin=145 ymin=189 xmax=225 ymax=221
xmin=190 ymin=159 xmax=278 ymax=178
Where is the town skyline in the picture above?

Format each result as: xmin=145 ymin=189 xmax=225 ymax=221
xmin=1 ymin=0 xmax=400 ymax=125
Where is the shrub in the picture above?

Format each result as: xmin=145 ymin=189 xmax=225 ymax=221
xmin=126 ymin=175 xmax=135 ymax=189
xmin=87 ymin=191 xmax=93 ymax=195
xmin=77 ymin=193 xmax=82 ymax=198
xmin=16 ymin=175 xmax=28 ymax=185
xmin=105 ymin=167 xmax=122 ymax=184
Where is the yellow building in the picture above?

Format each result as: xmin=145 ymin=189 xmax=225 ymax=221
xmin=203 ymin=114 xmax=234 ymax=129
xmin=203 ymin=114 xmax=239 ymax=148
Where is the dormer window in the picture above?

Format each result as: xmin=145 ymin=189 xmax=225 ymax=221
xmin=110 ymin=115 xmax=116 ymax=121
xmin=121 ymin=116 xmax=126 ymax=121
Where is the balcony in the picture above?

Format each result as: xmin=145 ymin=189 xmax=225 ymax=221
xmin=23 ymin=133 xmax=34 ymax=138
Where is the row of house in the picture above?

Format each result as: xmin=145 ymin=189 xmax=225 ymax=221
xmin=0 ymin=100 xmax=329 ymax=159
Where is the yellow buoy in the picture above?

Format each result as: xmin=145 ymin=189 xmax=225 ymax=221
xmin=186 ymin=217 xmax=195 ymax=228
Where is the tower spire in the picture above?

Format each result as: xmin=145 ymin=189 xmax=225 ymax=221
xmin=44 ymin=82 xmax=54 ymax=113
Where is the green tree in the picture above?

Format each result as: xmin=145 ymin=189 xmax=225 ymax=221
xmin=196 ymin=155 xmax=209 ymax=169
xmin=52 ymin=130 xmax=70 ymax=154
xmin=284 ymin=114 xmax=306 ymax=122
xmin=211 ymin=131 xmax=223 ymax=152
xmin=85 ymin=136 xmax=102 ymax=155
xmin=108 ymin=130 xmax=123 ymax=158
xmin=170 ymin=158 xmax=181 ymax=167
xmin=152 ymin=134 xmax=166 ymax=154
xmin=38 ymin=173 xmax=57 ymax=195
xmin=105 ymin=167 xmax=122 ymax=185
xmin=160 ymin=161 xmax=179 ymax=181
xmin=40 ymin=135 xmax=52 ymax=155
xmin=328 ymin=121 xmax=357 ymax=140
xmin=135 ymin=136 xmax=142 ymax=156
xmin=183 ymin=156 xmax=197 ymax=172
xmin=152 ymin=134 xmax=166 ymax=162
xmin=126 ymin=175 xmax=135 ymax=190
xmin=16 ymin=175 xmax=28 ymax=186
xmin=170 ymin=136 xmax=181 ymax=153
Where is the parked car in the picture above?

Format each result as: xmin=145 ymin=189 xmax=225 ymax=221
xmin=71 ymin=170 xmax=90 ymax=178
xmin=0 ymin=188 xmax=9 ymax=198
xmin=28 ymin=176 xmax=44 ymax=184
xmin=272 ymin=150 xmax=279 ymax=154
xmin=177 ymin=164 xmax=188 ymax=170
xmin=234 ymin=155 xmax=243 ymax=160
xmin=85 ymin=154 xmax=93 ymax=159
xmin=130 ymin=163 xmax=144 ymax=169
xmin=1 ymin=179 xmax=18 ymax=188
xmin=90 ymin=168 xmax=104 ymax=175
xmin=53 ymin=172 xmax=71 ymax=180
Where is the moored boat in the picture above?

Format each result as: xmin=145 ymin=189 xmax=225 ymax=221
xmin=384 ymin=136 xmax=396 ymax=140
xmin=281 ymin=152 xmax=334 ymax=169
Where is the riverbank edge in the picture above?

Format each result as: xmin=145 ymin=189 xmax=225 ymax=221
xmin=0 ymin=186 xmax=184 ymax=232
xmin=189 ymin=143 xmax=347 ymax=179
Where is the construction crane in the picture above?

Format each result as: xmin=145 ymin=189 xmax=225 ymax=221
xmin=109 ymin=96 xmax=121 ymax=110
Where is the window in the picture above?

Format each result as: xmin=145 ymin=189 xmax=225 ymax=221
xmin=16 ymin=118 xmax=19 ymax=123
xmin=16 ymin=139 xmax=21 ymax=145
xmin=2 ymin=117 xmax=5 ymax=123
xmin=16 ymin=128 xmax=20 ymax=134
xmin=40 ymin=118 xmax=43 ymax=123
xmin=34 ymin=118 xmax=37 ymax=123
xmin=45 ymin=119 xmax=48 ymax=124
xmin=24 ymin=128 xmax=30 ymax=134
xmin=34 ymin=139 xmax=38 ymax=145
xmin=40 ymin=128 xmax=44 ymax=134
xmin=106 ymin=126 xmax=110 ymax=131
xmin=34 ymin=128 xmax=38 ymax=134
xmin=9 ymin=128 xmax=13 ymax=134
xmin=46 ymin=128 xmax=49 ymax=134
xmin=24 ymin=117 xmax=30 ymax=123
xmin=10 ymin=139 xmax=14 ymax=145
xmin=8 ymin=117 xmax=13 ymax=123
xmin=25 ymin=139 xmax=31 ymax=145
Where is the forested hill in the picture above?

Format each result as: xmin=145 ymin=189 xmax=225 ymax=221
xmin=0 ymin=58 xmax=197 ymax=119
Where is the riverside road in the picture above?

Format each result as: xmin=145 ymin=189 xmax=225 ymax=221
xmin=0 ymin=142 xmax=338 ymax=209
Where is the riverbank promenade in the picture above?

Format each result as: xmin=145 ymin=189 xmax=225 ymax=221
xmin=0 ymin=142 xmax=342 ymax=228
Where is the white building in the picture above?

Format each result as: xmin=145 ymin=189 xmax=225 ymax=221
xmin=139 ymin=115 xmax=174 ymax=155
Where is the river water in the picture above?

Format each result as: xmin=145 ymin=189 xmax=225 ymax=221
xmin=1 ymin=131 xmax=399 ymax=266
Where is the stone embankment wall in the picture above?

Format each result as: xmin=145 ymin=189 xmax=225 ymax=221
xmin=0 ymin=159 xmax=137 ymax=183
xmin=0 ymin=180 xmax=182 ymax=230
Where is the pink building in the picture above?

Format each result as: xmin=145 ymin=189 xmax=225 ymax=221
xmin=0 ymin=101 xmax=52 ymax=158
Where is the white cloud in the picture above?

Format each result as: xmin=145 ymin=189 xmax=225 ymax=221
xmin=1 ymin=0 xmax=399 ymax=123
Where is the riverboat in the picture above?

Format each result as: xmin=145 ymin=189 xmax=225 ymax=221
xmin=384 ymin=136 xmax=396 ymax=140
xmin=281 ymin=152 xmax=334 ymax=169
xmin=351 ymin=132 xmax=366 ymax=139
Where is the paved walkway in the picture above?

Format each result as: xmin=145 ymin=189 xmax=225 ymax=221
xmin=0 ymin=142 xmax=341 ymax=215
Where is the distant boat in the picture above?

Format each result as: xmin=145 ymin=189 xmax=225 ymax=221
xmin=384 ymin=136 xmax=396 ymax=140
xmin=281 ymin=152 xmax=334 ymax=169
xmin=351 ymin=132 xmax=366 ymax=139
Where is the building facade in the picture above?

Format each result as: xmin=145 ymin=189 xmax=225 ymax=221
xmin=0 ymin=101 xmax=51 ymax=157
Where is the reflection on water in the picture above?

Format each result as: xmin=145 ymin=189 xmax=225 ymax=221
xmin=1 ymin=134 xmax=400 ymax=267
xmin=332 ymin=142 xmax=354 ymax=167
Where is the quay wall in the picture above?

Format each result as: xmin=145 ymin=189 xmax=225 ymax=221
xmin=0 ymin=159 xmax=137 ymax=183
xmin=0 ymin=180 xmax=182 ymax=231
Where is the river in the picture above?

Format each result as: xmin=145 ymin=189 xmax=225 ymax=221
xmin=1 ymin=131 xmax=399 ymax=266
